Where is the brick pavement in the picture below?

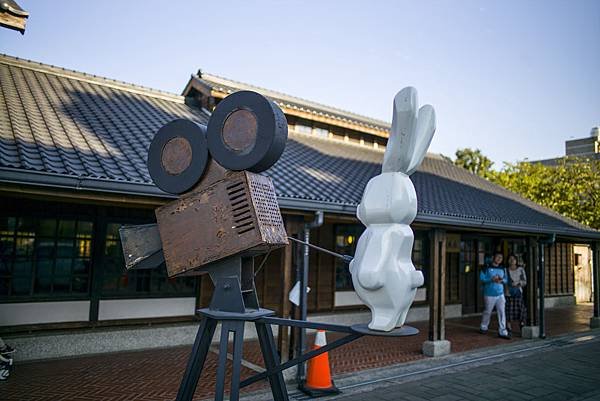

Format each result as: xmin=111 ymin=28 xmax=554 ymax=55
xmin=334 ymin=334 xmax=600 ymax=401
xmin=1 ymin=304 xmax=593 ymax=401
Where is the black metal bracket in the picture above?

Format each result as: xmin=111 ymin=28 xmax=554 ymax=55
xmin=174 ymin=251 xmax=418 ymax=401
xmin=175 ymin=311 xmax=418 ymax=401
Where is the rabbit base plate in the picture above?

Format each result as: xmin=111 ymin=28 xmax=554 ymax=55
xmin=351 ymin=323 xmax=419 ymax=337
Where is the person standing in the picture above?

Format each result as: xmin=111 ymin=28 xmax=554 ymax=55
xmin=505 ymin=254 xmax=527 ymax=335
xmin=479 ymin=252 xmax=511 ymax=339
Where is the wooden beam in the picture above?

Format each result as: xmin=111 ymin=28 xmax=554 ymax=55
xmin=0 ymin=11 xmax=27 ymax=33
xmin=428 ymin=228 xmax=447 ymax=341
xmin=0 ymin=184 xmax=164 ymax=207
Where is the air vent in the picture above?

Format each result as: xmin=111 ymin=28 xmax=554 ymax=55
xmin=227 ymin=181 xmax=255 ymax=235
xmin=249 ymin=178 xmax=284 ymax=228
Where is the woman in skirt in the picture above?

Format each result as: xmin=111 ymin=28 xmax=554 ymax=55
xmin=505 ymin=254 xmax=527 ymax=335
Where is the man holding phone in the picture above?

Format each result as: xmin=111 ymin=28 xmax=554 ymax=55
xmin=479 ymin=252 xmax=511 ymax=339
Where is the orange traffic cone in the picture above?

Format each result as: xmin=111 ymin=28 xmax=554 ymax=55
xmin=299 ymin=330 xmax=340 ymax=397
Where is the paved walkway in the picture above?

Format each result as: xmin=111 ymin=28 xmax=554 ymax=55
xmin=1 ymin=305 xmax=594 ymax=400
xmin=330 ymin=333 xmax=600 ymax=401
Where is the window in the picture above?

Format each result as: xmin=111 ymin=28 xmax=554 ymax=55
xmin=100 ymin=223 xmax=196 ymax=297
xmin=295 ymin=123 xmax=312 ymax=134
xmin=0 ymin=216 xmax=93 ymax=299
xmin=334 ymin=224 xmax=363 ymax=291
xmin=313 ymin=127 xmax=329 ymax=138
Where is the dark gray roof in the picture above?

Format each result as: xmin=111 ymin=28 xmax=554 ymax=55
xmin=273 ymin=134 xmax=599 ymax=239
xmin=0 ymin=54 xmax=598 ymax=240
xmin=0 ymin=54 xmax=209 ymax=183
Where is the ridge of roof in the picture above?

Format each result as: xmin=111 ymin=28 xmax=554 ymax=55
xmin=0 ymin=53 xmax=186 ymax=103
xmin=197 ymin=72 xmax=391 ymax=131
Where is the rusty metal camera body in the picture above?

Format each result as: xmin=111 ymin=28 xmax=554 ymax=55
xmin=121 ymin=91 xmax=288 ymax=312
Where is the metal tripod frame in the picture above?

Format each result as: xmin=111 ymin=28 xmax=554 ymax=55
xmin=175 ymin=255 xmax=418 ymax=401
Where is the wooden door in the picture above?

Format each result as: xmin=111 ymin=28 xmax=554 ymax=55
xmin=460 ymin=239 xmax=478 ymax=314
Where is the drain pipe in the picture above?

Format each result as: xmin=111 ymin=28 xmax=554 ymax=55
xmin=538 ymin=234 xmax=556 ymax=339
xmin=296 ymin=211 xmax=323 ymax=383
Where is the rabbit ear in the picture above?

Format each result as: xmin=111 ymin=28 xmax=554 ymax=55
xmin=382 ymin=87 xmax=418 ymax=173
xmin=406 ymin=104 xmax=436 ymax=175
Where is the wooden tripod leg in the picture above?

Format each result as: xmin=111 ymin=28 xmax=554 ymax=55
xmin=176 ymin=317 xmax=217 ymax=401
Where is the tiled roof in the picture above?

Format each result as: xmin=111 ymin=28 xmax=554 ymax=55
xmin=0 ymin=54 xmax=597 ymax=239
xmin=0 ymin=54 xmax=209 ymax=183
xmin=272 ymin=133 xmax=599 ymax=238
xmin=188 ymin=73 xmax=391 ymax=134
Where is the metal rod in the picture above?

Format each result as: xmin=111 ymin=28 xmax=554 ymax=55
xmin=259 ymin=316 xmax=356 ymax=334
xmin=240 ymin=333 xmax=362 ymax=388
xmin=287 ymin=236 xmax=353 ymax=264
xmin=296 ymin=211 xmax=322 ymax=383
xmin=297 ymin=228 xmax=310 ymax=381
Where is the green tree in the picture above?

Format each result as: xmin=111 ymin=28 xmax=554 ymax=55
xmin=454 ymin=148 xmax=494 ymax=178
xmin=452 ymin=147 xmax=599 ymax=230
xmin=491 ymin=157 xmax=600 ymax=230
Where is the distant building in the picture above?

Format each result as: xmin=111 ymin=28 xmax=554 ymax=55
xmin=532 ymin=127 xmax=600 ymax=165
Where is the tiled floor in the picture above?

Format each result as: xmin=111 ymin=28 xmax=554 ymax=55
xmin=1 ymin=304 xmax=594 ymax=401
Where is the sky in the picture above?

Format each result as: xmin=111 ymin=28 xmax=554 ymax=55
xmin=1 ymin=0 xmax=599 ymax=167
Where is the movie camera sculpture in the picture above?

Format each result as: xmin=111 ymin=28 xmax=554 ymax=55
xmin=120 ymin=88 xmax=435 ymax=401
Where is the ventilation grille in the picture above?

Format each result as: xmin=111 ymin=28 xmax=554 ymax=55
xmin=227 ymin=181 xmax=254 ymax=235
xmin=249 ymin=179 xmax=284 ymax=229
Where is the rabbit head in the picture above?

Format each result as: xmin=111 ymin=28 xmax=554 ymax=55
xmin=382 ymin=87 xmax=436 ymax=176
xmin=357 ymin=87 xmax=436 ymax=225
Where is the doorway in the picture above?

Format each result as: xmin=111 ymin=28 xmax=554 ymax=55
xmin=460 ymin=238 xmax=492 ymax=314
xmin=574 ymin=245 xmax=592 ymax=304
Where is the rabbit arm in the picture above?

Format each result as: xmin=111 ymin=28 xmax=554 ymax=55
xmin=355 ymin=230 xmax=393 ymax=290
xmin=406 ymin=105 xmax=436 ymax=176
xmin=382 ymin=87 xmax=418 ymax=173
xmin=356 ymin=244 xmax=386 ymax=290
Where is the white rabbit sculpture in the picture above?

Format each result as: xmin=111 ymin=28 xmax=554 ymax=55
xmin=349 ymin=87 xmax=436 ymax=332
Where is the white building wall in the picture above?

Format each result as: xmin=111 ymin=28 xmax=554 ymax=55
xmin=0 ymin=301 xmax=90 ymax=326
xmin=98 ymin=297 xmax=196 ymax=320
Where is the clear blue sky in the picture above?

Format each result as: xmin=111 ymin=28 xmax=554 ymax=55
xmin=2 ymin=0 xmax=599 ymax=166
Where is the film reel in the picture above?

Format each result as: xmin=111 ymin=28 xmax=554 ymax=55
xmin=206 ymin=91 xmax=288 ymax=172
xmin=147 ymin=119 xmax=209 ymax=194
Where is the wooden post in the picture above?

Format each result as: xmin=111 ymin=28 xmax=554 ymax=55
xmin=591 ymin=241 xmax=600 ymax=328
xmin=521 ymin=237 xmax=540 ymax=338
xmin=526 ymin=237 xmax=538 ymax=326
xmin=428 ymin=228 xmax=447 ymax=341
xmin=422 ymin=228 xmax=450 ymax=356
